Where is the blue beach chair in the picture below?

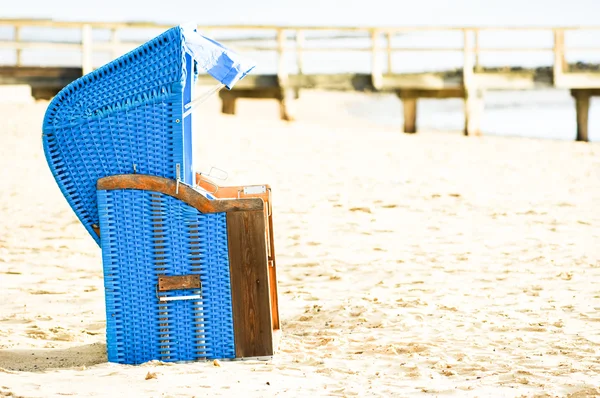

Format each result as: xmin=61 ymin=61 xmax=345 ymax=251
xmin=43 ymin=24 xmax=280 ymax=364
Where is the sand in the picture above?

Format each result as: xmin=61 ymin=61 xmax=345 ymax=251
xmin=0 ymin=91 xmax=599 ymax=397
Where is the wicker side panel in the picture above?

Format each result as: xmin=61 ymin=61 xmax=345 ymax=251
xmin=97 ymin=189 xmax=235 ymax=364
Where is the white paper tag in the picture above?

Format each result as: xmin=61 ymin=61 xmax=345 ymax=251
xmin=243 ymin=185 xmax=267 ymax=195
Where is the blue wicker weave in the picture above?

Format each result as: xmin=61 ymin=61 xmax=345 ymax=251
xmin=97 ymin=188 xmax=235 ymax=364
xmin=43 ymin=26 xmax=195 ymax=245
xmin=42 ymin=24 xmax=255 ymax=246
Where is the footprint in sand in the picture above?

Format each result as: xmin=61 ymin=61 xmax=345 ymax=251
xmin=349 ymin=207 xmax=371 ymax=213
xmin=26 ymin=329 xmax=49 ymax=339
xmin=28 ymin=289 xmax=66 ymax=295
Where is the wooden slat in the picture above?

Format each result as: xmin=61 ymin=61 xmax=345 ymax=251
xmin=556 ymin=73 xmax=600 ymax=89
xmin=3 ymin=66 xmax=600 ymax=95
xmin=0 ymin=67 xmax=82 ymax=94
xmin=199 ymin=74 xmax=279 ymax=89
xmin=0 ymin=66 xmax=81 ymax=78
xmin=157 ymin=275 xmax=201 ymax=292
xmin=267 ymin=209 xmax=280 ymax=331
xmin=195 ymin=173 xmax=280 ymax=331
xmin=474 ymin=71 xmax=551 ymax=89
xmin=97 ymin=174 xmax=264 ymax=214
xmin=381 ymin=73 xmax=463 ymax=90
xmin=227 ymin=211 xmax=273 ymax=358
xmin=396 ymin=88 xmax=464 ymax=99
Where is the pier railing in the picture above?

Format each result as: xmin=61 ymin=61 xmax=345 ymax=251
xmin=2 ymin=19 xmax=600 ymax=87
xmin=1 ymin=19 xmax=600 ymax=140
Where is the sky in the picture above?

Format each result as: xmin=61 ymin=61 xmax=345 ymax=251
xmin=2 ymin=0 xmax=600 ymax=27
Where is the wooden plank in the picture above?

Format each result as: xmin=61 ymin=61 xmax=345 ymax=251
xmin=197 ymin=74 xmax=279 ymax=89
xmin=0 ymin=66 xmax=81 ymax=79
xmin=397 ymin=88 xmax=464 ymax=99
xmin=287 ymin=73 xmax=374 ymax=91
xmin=97 ymin=174 xmax=264 ymax=214
xmin=209 ymin=74 xmax=375 ymax=92
xmin=571 ymin=88 xmax=600 ymax=96
xmin=402 ymin=97 xmax=417 ymax=133
xmin=157 ymin=275 xmax=201 ymax=292
xmin=227 ymin=211 xmax=273 ymax=358
xmin=219 ymin=87 xmax=281 ymax=100
xmin=557 ymin=73 xmax=600 ymax=89
xmin=571 ymin=89 xmax=591 ymax=142
xmin=0 ymin=67 xmax=586 ymax=96
xmin=0 ymin=67 xmax=81 ymax=97
xmin=195 ymin=173 xmax=280 ymax=331
xmin=382 ymin=73 xmax=462 ymax=90
xmin=266 ymin=209 xmax=280 ymax=331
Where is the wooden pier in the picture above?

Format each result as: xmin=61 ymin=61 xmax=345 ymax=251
xmin=2 ymin=19 xmax=600 ymax=141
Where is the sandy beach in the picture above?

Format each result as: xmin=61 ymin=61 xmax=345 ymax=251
xmin=1 ymin=91 xmax=599 ymax=397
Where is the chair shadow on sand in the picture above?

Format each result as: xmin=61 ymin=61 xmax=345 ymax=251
xmin=0 ymin=343 xmax=107 ymax=372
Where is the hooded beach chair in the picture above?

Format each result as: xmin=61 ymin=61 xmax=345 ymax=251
xmin=42 ymin=24 xmax=280 ymax=364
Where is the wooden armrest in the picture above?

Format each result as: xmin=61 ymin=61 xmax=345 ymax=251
xmin=97 ymin=174 xmax=264 ymax=213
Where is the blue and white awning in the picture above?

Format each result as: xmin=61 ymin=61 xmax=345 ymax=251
xmin=181 ymin=23 xmax=256 ymax=89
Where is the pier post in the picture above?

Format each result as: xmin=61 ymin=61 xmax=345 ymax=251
xmin=464 ymin=89 xmax=483 ymax=136
xmin=553 ymin=29 xmax=566 ymax=85
xmin=278 ymin=88 xmax=296 ymax=121
xmin=571 ymin=89 xmax=590 ymax=142
xmin=462 ymin=29 xmax=482 ymax=136
xmin=276 ymin=29 xmax=296 ymax=121
xmin=396 ymin=91 xmax=418 ymax=133
xmin=371 ymin=30 xmax=382 ymax=90
xmin=396 ymin=89 xmax=465 ymax=134
xmin=402 ymin=97 xmax=417 ymax=133
xmin=221 ymin=92 xmax=237 ymax=115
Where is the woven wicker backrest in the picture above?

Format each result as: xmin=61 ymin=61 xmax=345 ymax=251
xmin=42 ymin=26 xmax=192 ymax=245
xmin=42 ymin=24 xmax=255 ymax=246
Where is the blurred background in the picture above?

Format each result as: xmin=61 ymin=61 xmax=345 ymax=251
xmin=2 ymin=0 xmax=600 ymax=140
